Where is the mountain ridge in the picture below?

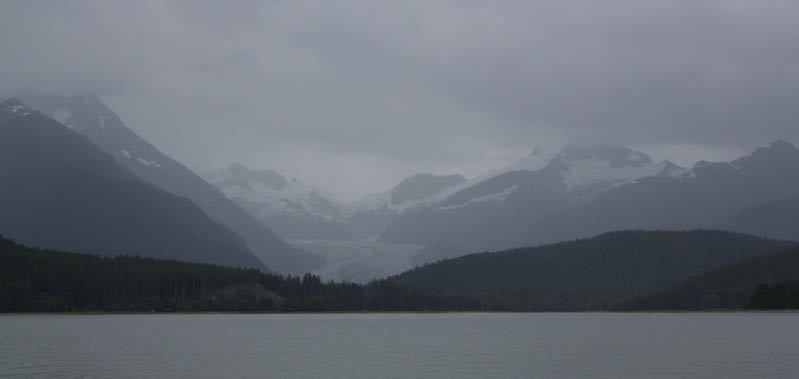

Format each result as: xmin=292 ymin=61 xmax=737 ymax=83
xmin=0 ymin=99 xmax=268 ymax=270
xmin=379 ymin=144 xmax=682 ymax=259
xmin=523 ymin=140 xmax=799 ymax=247
xmin=18 ymin=94 xmax=322 ymax=274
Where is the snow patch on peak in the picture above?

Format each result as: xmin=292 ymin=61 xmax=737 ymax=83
xmin=556 ymin=144 xmax=655 ymax=169
xmin=137 ymin=157 xmax=163 ymax=169
xmin=76 ymin=95 xmax=110 ymax=129
xmin=559 ymin=154 xmax=669 ymax=192
xmin=693 ymin=160 xmax=714 ymax=169
xmin=206 ymin=164 xmax=343 ymax=221
xmin=1 ymin=99 xmax=34 ymax=117
xmin=387 ymin=193 xmax=427 ymax=213
xmin=7 ymin=104 xmax=24 ymax=113
xmin=53 ymin=108 xmax=73 ymax=128
xmin=414 ymin=147 xmax=556 ymax=208
xmin=658 ymin=161 xmax=689 ymax=177
xmin=119 ymin=149 xmax=132 ymax=159
xmin=3 ymin=100 xmax=26 ymax=114
xmin=343 ymin=192 xmax=389 ymax=215
xmin=437 ymin=185 xmax=518 ymax=211
xmin=503 ymin=147 xmax=556 ymax=173
xmin=343 ymin=190 xmax=432 ymax=216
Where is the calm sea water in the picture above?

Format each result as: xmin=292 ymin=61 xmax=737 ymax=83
xmin=0 ymin=313 xmax=796 ymax=378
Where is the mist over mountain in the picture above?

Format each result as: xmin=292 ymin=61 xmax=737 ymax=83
xmin=18 ymin=94 xmax=321 ymax=274
xmin=0 ymin=99 xmax=266 ymax=270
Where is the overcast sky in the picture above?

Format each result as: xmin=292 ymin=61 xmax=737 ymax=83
xmin=2 ymin=1 xmax=798 ymax=200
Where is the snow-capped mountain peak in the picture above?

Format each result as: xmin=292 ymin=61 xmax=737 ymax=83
xmin=337 ymin=172 xmax=469 ymax=240
xmin=501 ymin=146 xmax=558 ymax=173
xmin=377 ymin=144 xmax=687 ymax=250
xmin=551 ymin=145 xmax=669 ymax=192
xmin=344 ymin=172 xmax=468 ymax=216
xmin=416 ymin=144 xmax=675 ymax=209
xmin=203 ymin=163 xmax=352 ymax=239
xmin=685 ymin=140 xmax=799 ymax=179
xmin=657 ymin=160 xmax=689 ymax=177
xmin=555 ymin=144 xmax=654 ymax=167
xmin=205 ymin=164 xmax=342 ymax=218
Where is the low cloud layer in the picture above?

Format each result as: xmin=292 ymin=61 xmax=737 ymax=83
xmin=2 ymin=1 xmax=798 ymax=198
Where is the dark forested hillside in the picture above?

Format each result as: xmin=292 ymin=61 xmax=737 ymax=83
xmin=748 ymin=281 xmax=799 ymax=309
xmin=3 ymin=229 xmax=795 ymax=313
xmin=618 ymin=247 xmax=799 ymax=310
xmin=0 ymin=236 xmax=477 ymax=312
xmin=392 ymin=230 xmax=795 ymax=310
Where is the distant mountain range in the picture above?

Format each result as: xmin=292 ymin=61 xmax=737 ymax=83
xmin=18 ymin=94 xmax=322 ymax=274
xmin=372 ymin=141 xmax=797 ymax=264
xmin=10 ymin=93 xmax=798 ymax=279
xmin=205 ymin=165 xmax=467 ymax=241
xmin=380 ymin=145 xmax=684 ymax=253
xmin=0 ymin=98 xmax=267 ymax=270
xmin=204 ymin=138 xmax=799 ymax=269
xmin=524 ymin=140 xmax=799 ymax=247
xmin=3 ymin=96 xmax=799 ymax=311
xmin=205 ymin=144 xmax=687 ymax=247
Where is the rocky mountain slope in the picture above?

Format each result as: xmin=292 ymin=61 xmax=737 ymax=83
xmin=0 ymin=99 xmax=267 ymax=270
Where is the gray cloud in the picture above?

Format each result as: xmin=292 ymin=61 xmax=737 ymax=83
xmin=2 ymin=0 xmax=798 ymax=198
